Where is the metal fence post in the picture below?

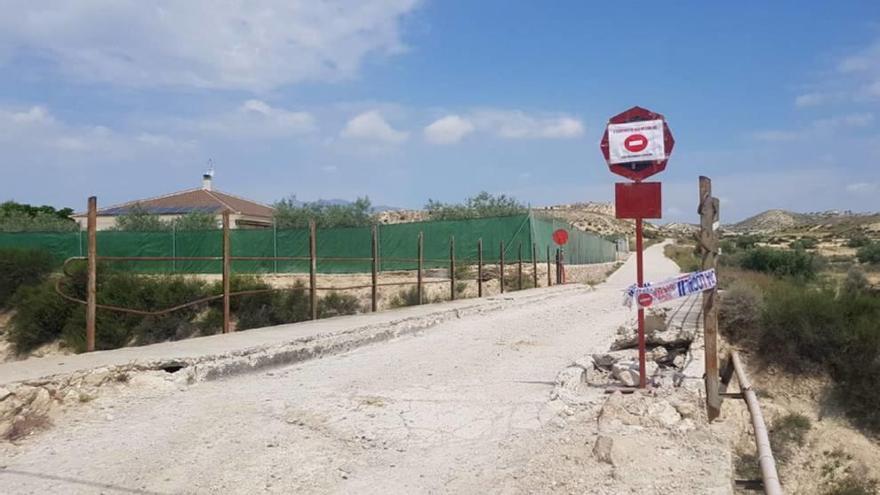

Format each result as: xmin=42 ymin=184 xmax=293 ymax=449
xmin=547 ymin=245 xmax=552 ymax=287
xmin=86 ymin=196 xmax=97 ymax=352
xmin=477 ymin=239 xmax=483 ymax=298
xmin=222 ymin=211 xmax=231 ymax=333
xmin=172 ymin=223 xmax=176 ymax=273
xmin=417 ymin=231 xmax=424 ymax=305
xmin=309 ymin=220 xmax=317 ymax=320
xmin=450 ymin=236 xmax=456 ymax=300
xmin=371 ymin=225 xmax=378 ymax=312
xmin=273 ymin=220 xmax=278 ymax=274
xmin=532 ymin=243 xmax=538 ymax=288
xmin=499 ymin=240 xmax=505 ymax=294
xmin=517 ymin=242 xmax=523 ymax=290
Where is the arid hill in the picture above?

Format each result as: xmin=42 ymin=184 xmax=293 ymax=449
xmin=726 ymin=209 xmax=880 ymax=235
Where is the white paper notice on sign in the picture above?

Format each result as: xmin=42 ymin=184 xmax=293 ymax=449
xmin=608 ymin=119 xmax=665 ymax=164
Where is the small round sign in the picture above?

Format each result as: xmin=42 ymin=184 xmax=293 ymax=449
xmin=552 ymin=229 xmax=569 ymax=246
xmin=637 ymin=293 xmax=653 ymax=307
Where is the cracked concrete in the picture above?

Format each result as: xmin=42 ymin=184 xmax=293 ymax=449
xmin=0 ymin=242 xmax=730 ymax=494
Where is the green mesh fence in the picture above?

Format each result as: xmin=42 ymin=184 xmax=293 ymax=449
xmin=0 ymin=214 xmax=617 ymax=274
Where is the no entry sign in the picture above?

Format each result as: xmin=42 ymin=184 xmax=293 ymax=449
xmin=608 ymin=120 xmax=665 ymax=164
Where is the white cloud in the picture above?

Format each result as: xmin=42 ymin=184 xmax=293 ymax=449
xmin=794 ymin=92 xmax=831 ymax=108
xmin=424 ymin=115 xmax=475 ymax=144
xmin=193 ymin=99 xmax=316 ymax=138
xmin=753 ymin=113 xmax=874 ymax=141
xmin=341 ymin=110 xmax=408 ymax=143
xmin=471 ymin=110 xmax=584 ymax=140
xmin=846 ymin=182 xmax=878 ymax=194
xmin=0 ymin=0 xmax=419 ymax=91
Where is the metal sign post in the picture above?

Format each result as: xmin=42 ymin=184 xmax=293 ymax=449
xmin=601 ymin=106 xmax=675 ymax=388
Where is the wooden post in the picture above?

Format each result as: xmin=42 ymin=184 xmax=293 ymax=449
xmin=532 ymin=243 xmax=538 ymax=288
xmin=546 ymin=245 xmax=552 ymax=287
xmin=499 ymin=240 xmax=505 ymax=294
xmin=699 ymin=176 xmax=721 ymax=421
xmin=371 ymin=225 xmax=378 ymax=312
xmin=86 ymin=196 xmax=97 ymax=352
xmin=309 ymin=220 xmax=317 ymax=320
xmin=449 ymin=236 xmax=456 ymax=301
xmin=222 ymin=211 xmax=231 ymax=334
xmin=517 ymin=242 xmax=523 ymax=290
xmin=477 ymin=239 xmax=483 ymax=297
xmin=417 ymin=232 xmax=424 ymax=305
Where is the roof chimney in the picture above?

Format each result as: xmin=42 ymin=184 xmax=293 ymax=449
xmin=202 ymin=167 xmax=214 ymax=191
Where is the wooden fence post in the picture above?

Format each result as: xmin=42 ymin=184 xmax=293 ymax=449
xmin=477 ymin=239 xmax=483 ymax=297
xmin=699 ymin=176 xmax=721 ymax=421
xmin=517 ymin=242 xmax=523 ymax=290
xmin=499 ymin=240 xmax=505 ymax=294
xmin=309 ymin=220 xmax=317 ymax=320
xmin=417 ymin=231 xmax=424 ymax=305
xmin=222 ymin=211 xmax=231 ymax=333
xmin=449 ymin=236 xmax=456 ymax=301
xmin=371 ymin=225 xmax=378 ymax=312
xmin=532 ymin=243 xmax=538 ymax=288
xmin=86 ymin=196 xmax=97 ymax=352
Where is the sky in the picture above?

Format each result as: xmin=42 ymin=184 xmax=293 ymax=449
xmin=1 ymin=1 xmax=880 ymax=223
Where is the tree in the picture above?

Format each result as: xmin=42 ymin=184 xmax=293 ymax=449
xmin=172 ymin=212 xmax=219 ymax=230
xmin=111 ymin=204 xmax=170 ymax=232
xmin=424 ymin=191 xmax=527 ymax=220
xmin=0 ymin=201 xmax=78 ymax=232
xmin=273 ymin=196 xmax=374 ymax=228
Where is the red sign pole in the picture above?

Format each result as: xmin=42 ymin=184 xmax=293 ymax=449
xmin=635 ymin=218 xmax=647 ymax=388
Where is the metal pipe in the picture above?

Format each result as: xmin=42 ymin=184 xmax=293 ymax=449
xmin=86 ymin=196 xmax=97 ymax=352
xmin=731 ymin=351 xmax=783 ymax=495
xmin=309 ymin=220 xmax=317 ymax=320
xmin=222 ymin=211 xmax=231 ymax=333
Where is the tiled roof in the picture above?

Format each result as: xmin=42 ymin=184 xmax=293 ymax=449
xmin=74 ymin=188 xmax=274 ymax=218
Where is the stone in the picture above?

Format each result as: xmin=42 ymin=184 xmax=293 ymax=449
xmin=82 ymin=368 xmax=112 ymax=388
xmin=650 ymin=346 xmax=668 ymax=363
xmin=647 ymin=400 xmax=681 ymax=427
xmin=29 ymin=388 xmax=52 ymax=415
xmin=0 ymin=387 xmax=11 ymax=401
xmin=671 ymin=400 xmax=699 ymax=420
xmin=592 ymin=349 xmax=638 ymax=369
xmin=612 ymin=361 xmax=640 ymax=387
xmin=673 ymin=354 xmax=686 ymax=368
xmin=592 ymin=435 xmax=614 ymax=465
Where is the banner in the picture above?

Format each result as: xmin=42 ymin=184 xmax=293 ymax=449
xmin=607 ymin=119 xmax=665 ymax=164
xmin=623 ymin=268 xmax=717 ymax=308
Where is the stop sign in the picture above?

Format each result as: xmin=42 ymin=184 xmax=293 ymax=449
xmin=600 ymin=106 xmax=675 ymax=182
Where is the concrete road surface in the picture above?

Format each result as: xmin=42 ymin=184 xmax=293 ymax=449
xmin=1 ymin=243 xmax=682 ymax=494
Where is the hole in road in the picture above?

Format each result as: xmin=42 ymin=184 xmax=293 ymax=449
xmin=161 ymin=364 xmax=185 ymax=374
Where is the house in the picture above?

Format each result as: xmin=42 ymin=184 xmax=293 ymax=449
xmin=72 ymin=173 xmax=275 ymax=230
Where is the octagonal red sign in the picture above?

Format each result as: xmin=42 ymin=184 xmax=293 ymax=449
xmin=600 ymin=106 xmax=675 ymax=182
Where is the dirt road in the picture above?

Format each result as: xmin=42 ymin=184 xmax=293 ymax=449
xmin=1 ymin=244 xmax=690 ymax=494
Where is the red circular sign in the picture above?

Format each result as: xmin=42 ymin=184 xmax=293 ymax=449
xmin=624 ymin=133 xmax=649 ymax=152
xmin=552 ymin=229 xmax=569 ymax=246
xmin=637 ymin=293 xmax=653 ymax=307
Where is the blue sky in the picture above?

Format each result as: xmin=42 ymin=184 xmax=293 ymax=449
xmin=1 ymin=1 xmax=880 ymax=222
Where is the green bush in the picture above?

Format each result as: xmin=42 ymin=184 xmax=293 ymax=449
xmin=791 ymin=237 xmax=819 ymax=250
xmin=739 ymin=247 xmax=818 ymax=279
xmin=846 ymin=233 xmax=871 ymax=249
xmin=719 ymin=281 xmax=764 ymax=343
xmin=7 ymin=281 xmax=76 ymax=354
xmin=760 ymin=281 xmax=880 ymax=431
xmin=770 ymin=412 xmax=811 ymax=464
xmin=390 ymin=286 xmax=426 ymax=308
xmin=0 ymin=248 xmax=55 ymax=308
xmin=856 ymin=242 xmax=880 ymax=264
xmin=318 ymin=292 xmax=361 ymax=318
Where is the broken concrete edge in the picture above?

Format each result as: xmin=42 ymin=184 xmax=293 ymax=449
xmin=1 ymin=284 xmax=592 ymax=441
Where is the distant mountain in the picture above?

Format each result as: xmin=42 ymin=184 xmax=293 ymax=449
xmin=726 ymin=209 xmax=880 ymax=235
